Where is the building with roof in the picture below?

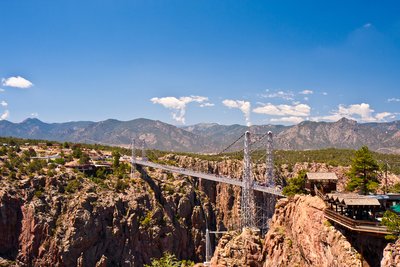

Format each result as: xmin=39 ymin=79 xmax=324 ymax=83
xmin=322 ymin=193 xmax=400 ymax=235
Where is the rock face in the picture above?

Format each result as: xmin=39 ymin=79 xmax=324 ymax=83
xmin=263 ymin=196 xmax=362 ymax=267
xmin=0 ymin=187 xmax=22 ymax=260
xmin=210 ymin=228 xmax=264 ymax=267
xmin=1 ymin=152 xmax=396 ymax=267
xmin=0 ymin=167 xmax=220 ymax=266
xmin=381 ymin=239 xmax=400 ymax=266
xmin=210 ymin=196 xmax=364 ymax=267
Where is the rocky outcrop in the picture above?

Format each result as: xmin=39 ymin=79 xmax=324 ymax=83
xmin=209 ymin=196 xmax=365 ymax=267
xmin=0 ymin=165 xmax=219 ymax=266
xmin=210 ymin=228 xmax=264 ymax=267
xmin=0 ymin=186 xmax=22 ymax=260
xmin=263 ymin=195 xmax=362 ymax=267
xmin=381 ymin=239 xmax=400 ymax=266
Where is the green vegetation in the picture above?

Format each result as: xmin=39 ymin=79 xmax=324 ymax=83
xmin=140 ymin=212 xmax=152 ymax=228
xmin=346 ymin=146 xmax=380 ymax=195
xmin=112 ymin=150 xmax=121 ymax=168
xmin=115 ymin=179 xmax=129 ymax=192
xmin=381 ymin=210 xmax=400 ymax=240
xmin=145 ymin=252 xmax=194 ymax=267
xmin=388 ymin=183 xmax=400 ymax=193
xmin=78 ymin=152 xmax=90 ymax=165
xmin=65 ymin=179 xmax=81 ymax=193
xmin=323 ymin=220 xmax=332 ymax=227
xmin=282 ymin=170 xmax=308 ymax=197
xmin=34 ymin=189 xmax=44 ymax=198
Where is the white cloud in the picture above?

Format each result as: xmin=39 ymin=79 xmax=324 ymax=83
xmin=388 ymin=98 xmax=400 ymax=102
xmin=314 ymin=103 xmax=392 ymax=122
xmin=304 ymin=97 xmax=309 ymax=101
xmin=0 ymin=88 xmax=4 ymax=92
xmin=2 ymin=76 xmax=33 ymax=88
xmin=199 ymin=102 xmax=215 ymax=107
xmin=375 ymin=112 xmax=392 ymax=121
xmin=270 ymin=116 xmax=305 ymax=124
xmin=261 ymin=90 xmax=294 ymax=101
xmin=338 ymin=103 xmax=374 ymax=121
xmin=299 ymin=90 xmax=313 ymax=95
xmin=363 ymin=23 xmax=372 ymax=28
xmin=0 ymin=110 xmax=9 ymax=120
xmin=150 ymin=95 xmax=209 ymax=124
xmin=0 ymin=101 xmax=7 ymax=107
xmin=30 ymin=112 xmax=39 ymax=117
xmin=253 ymin=103 xmax=311 ymax=117
xmin=322 ymin=92 xmax=328 ymax=96
xmin=222 ymin=99 xmax=251 ymax=126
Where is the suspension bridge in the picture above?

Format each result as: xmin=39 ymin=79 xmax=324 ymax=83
xmin=131 ymin=130 xmax=283 ymax=265
xmin=131 ymin=130 xmax=283 ymax=223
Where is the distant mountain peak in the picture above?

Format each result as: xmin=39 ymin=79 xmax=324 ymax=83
xmin=336 ymin=117 xmax=357 ymax=124
xmin=21 ymin=118 xmax=43 ymax=124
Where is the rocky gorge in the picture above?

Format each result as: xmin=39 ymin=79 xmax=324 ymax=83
xmin=0 ymin=154 xmax=399 ymax=266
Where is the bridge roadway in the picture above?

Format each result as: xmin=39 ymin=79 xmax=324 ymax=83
xmin=132 ymin=158 xmax=284 ymax=197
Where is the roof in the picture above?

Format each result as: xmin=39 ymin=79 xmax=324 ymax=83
xmin=306 ymin=172 xmax=338 ymax=181
xmin=326 ymin=193 xmax=381 ymax=206
xmin=343 ymin=198 xmax=381 ymax=206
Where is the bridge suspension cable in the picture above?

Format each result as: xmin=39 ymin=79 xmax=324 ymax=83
xmin=217 ymin=132 xmax=246 ymax=155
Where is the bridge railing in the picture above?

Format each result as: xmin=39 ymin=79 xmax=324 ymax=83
xmin=324 ymin=208 xmax=390 ymax=235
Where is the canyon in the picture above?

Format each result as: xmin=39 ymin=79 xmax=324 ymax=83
xmin=0 ymin=154 xmax=399 ymax=266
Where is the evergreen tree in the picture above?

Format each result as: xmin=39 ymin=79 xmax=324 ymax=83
xmin=346 ymin=146 xmax=379 ymax=195
xmin=382 ymin=210 xmax=400 ymax=240
xmin=282 ymin=170 xmax=308 ymax=197
xmin=112 ymin=150 xmax=121 ymax=169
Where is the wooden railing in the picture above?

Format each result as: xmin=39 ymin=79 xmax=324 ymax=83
xmin=324 ymin=209 xmax=391 ymax=235
xmin=314 ymin=185 xmax=325 ymax=199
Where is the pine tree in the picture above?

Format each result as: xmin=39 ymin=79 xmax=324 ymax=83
xmin=346 ymin=146 xmax=379 ymax=195
xmin=382 ymin=210 xmax=400 ymax=240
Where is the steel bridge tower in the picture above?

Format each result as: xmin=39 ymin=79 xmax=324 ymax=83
xmin=259 ymin=131 xmax=276 ymax=234
xmin=241 ymin=131 xmax=255 ymax=229
xmin=266 ymin=131 xmax=274 ymax=187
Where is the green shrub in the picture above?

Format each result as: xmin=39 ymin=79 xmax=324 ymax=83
xmin=34 ymin=190 xmax=43 ymax=198
xmin=145 ymin=252 xmax=194 ymax=267
xmin=282 ymin=170 xmax=307 ymax=197
xmin=140 ymin=212 xmax=152 ymax=228
xmin=382 ymin=210 xmax=400 ymax=240
xmin=65 ymin=179 xmax=81 ymax=193
xmin=115 ymin=179 xmax=129 ymax=192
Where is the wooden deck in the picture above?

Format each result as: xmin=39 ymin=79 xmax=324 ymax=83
xmin=324 ymin=209 xmax=391 ymax=235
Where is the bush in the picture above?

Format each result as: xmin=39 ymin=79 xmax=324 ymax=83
xmin=53 ymin=158 xmax=66 ymax=165
xmin=282 ymin=170 xmax=307 ymax=197
xmin=115 ymin=179 xmax=129 ymax=192
xmin=145 ymin=252 xmax=194 ymax=267
xmin=34 ymin=189 xmax=43 ymax=198
xmin=140 ymin=212 xmax=152 ymax=228
xmin=65 ymin=179 xmax=81 ymax=193
xmin=389 ymin=183 xmax=400 ymax=193
xmin=382 ymin=210 xmax=400 ymax=240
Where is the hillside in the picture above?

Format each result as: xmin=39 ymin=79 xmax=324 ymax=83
xmin=1 ymin=117 xmax=400 ymax=153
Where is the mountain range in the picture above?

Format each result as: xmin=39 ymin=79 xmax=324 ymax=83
xmin=1 ymin=117 xmax=400 ymax=154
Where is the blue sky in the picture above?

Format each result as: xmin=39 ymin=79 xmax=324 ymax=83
xmin=0 ymin=1 xmax=399 ymax=126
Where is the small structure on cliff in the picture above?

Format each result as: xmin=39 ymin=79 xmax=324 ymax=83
xmin=323 ymin=193 xmax=400 ymax=235
xmin=305 ymin=172 xmax=338 ymax=195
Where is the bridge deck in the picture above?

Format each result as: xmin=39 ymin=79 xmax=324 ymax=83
xmin=132 ymin=159 xmax=284 ymax=197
